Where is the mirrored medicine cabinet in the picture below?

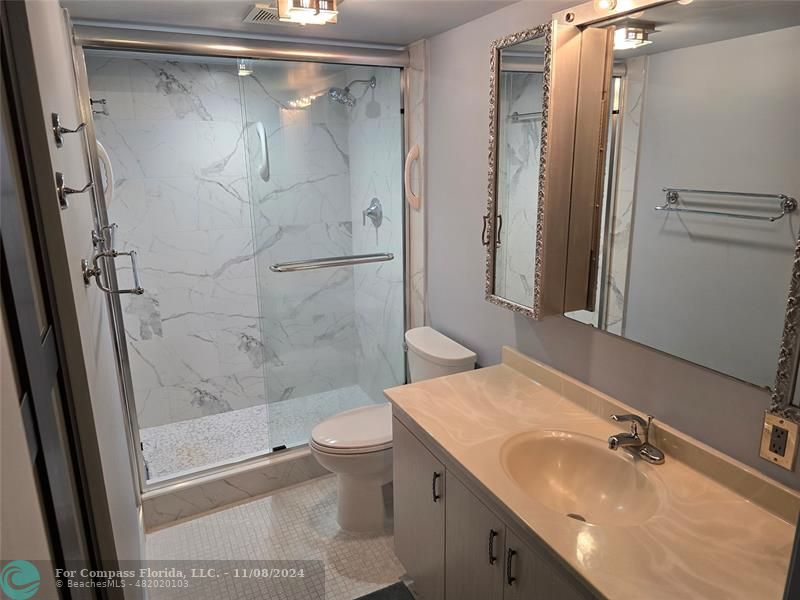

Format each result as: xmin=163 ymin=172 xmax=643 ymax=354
xmin=485 ymin=0 xmax=800 ymax=414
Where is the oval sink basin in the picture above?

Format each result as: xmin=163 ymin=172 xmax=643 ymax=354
xmin=500 ymin=430 xmax=663 ymax=526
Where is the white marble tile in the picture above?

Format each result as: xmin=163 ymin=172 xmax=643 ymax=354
xmin=144 ymin=476 xmax=404 ymax=600
xmin=90 ymin=57 xmax=408 ymax=464
xmin=494 ymin=71 xmax=543 ymax=307
xmin=128 ymin=58 xmax=244 ymax=123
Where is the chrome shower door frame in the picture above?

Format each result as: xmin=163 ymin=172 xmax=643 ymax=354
xmin=67 ymin=14 xmax=148 ymax=500
xmin=71 ymin=24 xmax=411 ymax=494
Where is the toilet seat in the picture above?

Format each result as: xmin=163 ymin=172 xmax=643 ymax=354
xmin=310 ymin=404 xmax=392 ymax=455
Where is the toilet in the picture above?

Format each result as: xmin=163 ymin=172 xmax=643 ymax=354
xmin=310 ymin=326 xmax=476 ymax=533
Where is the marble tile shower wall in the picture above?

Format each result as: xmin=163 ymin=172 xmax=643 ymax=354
xmin=87 ymin=56 xmax=267 ymax=429
xmin=88 ymin=57 xmax=405 ymax=440
xmin=241 ymin=66 xmax=360 ymax=407
xmin=346 ymin=67 xmax=405 ymax=401
xmin=495 ymin=71 xmax=543 ymax=303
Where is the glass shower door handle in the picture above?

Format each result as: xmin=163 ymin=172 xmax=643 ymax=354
xmin=82 ymin=249 xmax=144 ymax=295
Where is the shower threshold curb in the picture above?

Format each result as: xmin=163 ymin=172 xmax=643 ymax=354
xmin=142 ymin=446 xmax=330 ymax=531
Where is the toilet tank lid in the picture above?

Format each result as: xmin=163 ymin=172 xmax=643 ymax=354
xmin=405 ymin=327 xmax=476 ymax=367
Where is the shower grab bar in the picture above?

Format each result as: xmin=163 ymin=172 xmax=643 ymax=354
xmin=256 ymin=121 xmax=270 ymax=182
xmin=270 ymin=252 xmax=394 ymax=273
xmin=656 ymin=188 xmax=797 ymax=222
xmin=510 ymin=110 xmax=542 ymax=122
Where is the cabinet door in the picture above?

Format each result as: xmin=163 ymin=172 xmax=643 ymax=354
xmin=393 ymin=418 xmax=445 ymax=600
xmin=445 ymin=473 xmax=505 ymax=600
xmin=504 ymin=530 xmax=594 ymax=600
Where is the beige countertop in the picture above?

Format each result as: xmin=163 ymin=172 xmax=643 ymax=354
xmin=385 ymin=348 xmax=799 ymax=600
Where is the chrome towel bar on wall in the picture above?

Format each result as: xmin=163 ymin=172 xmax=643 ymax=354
xmin=655 ymin=188 xmax=798 ymax=222
xmin=270 ymin=252 xmax=394 ymax=273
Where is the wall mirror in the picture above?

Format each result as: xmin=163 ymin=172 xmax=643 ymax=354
xmin=562 ymin=0 xmax=800 ymax=392
xmin=484 ymin=24 xmax=552 ymax=318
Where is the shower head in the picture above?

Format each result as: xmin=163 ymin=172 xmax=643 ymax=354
xmin=328 ymin=75 xmax=377 ymax=107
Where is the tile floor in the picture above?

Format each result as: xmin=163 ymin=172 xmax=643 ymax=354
xmin=141 ymin=385 xmax=380 ymax=481
xmin=146 ymin=475 xmax=405 ymax=600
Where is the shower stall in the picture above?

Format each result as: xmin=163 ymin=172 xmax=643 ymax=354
xmin=83 ymin=45 xmax=406 ymax=486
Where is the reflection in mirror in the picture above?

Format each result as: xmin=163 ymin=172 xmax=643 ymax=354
xmin=495 ymin=49 xmax=544 ymax=307
xmin=486 ymin=26 xmax=551 ymax=317
xmin=565 ymin=1 xmax=800 ymax=390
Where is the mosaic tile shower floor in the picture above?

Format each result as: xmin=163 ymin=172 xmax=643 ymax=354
xmin=146 ymin=475 xmax=405 ymax=600
xmin=141 ymin=385 xmax=380 ymax=482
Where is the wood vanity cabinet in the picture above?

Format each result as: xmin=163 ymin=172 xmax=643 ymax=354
xmin=393 ymin=417 xmax=596 ymax=600
xmin=394 ymin=417 xmax=446 ymax=600
xmin=445 ymin=472 xmax=506 ymax=600
xmin=504 ymin=530 xmax=592 ymax=600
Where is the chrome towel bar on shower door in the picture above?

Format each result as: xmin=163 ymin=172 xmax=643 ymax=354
xmin=655 ymin=188 xmax=798 ymax=222
xmin=270 ymin=252 xmax=393 ymax=273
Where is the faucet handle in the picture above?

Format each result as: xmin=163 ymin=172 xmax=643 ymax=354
xmin=611 ymin=413 xmax=648 ymax=434
xmin=611 ymin=413 xmax=647 ymax=426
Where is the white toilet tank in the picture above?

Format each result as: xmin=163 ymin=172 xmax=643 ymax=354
xmin=405 ymin=327 xmax=476 ymax=382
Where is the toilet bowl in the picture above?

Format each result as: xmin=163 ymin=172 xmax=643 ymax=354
xmin=309 ymin=327 xmax=476 ymax=533
xmin=310 ymin=404 xmax=393 ymax=533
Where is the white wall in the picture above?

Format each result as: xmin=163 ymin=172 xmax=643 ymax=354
xmin=624 ymin=27 xmax=800 ymax=388
xmin=19 ymin=0 xmax=144 ymax=573
xmin=425 ymin=0 xmax=800 ymax=489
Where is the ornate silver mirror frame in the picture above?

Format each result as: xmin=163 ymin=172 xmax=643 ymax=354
xmin=771 ymin=233 xmax=800 ymax=422
xmin=484 ymin=23 xmax=553 ymax=319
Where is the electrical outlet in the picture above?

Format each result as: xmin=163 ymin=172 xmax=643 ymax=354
xmin=760 ymin=412 xmax=799 ymax=470
xmin=770 ymin=425 xmax=788 ymax=456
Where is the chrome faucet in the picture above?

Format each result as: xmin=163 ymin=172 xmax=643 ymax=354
xmin=608 ymin=414 xmax=665 ymax=465
xmin=362 ymin=197 xmax=383 ymax=228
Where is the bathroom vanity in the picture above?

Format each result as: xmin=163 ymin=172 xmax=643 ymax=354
xmin=387 ymin=348 xmax=800 ymax=600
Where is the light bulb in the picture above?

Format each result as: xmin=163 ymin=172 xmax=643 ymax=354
xmin=594 ymin=0 xmax=617 ymax=11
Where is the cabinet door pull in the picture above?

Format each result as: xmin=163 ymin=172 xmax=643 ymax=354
xmin=481 ymin=214 xmax=490 ymax=246
xmin=506 ymin=548 xmax=517 ymax=585
xmin=495 ymin=213 xmax=503 ymax=247
xmin=432 ymin=472 xmax=441 ymax=502
xmin=488 ymin=529 xmax=498 ymax=565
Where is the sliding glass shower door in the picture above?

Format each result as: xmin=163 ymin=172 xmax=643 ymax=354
xmin=241 ymin=60 xmax=405 ymax=449
xmin=86 ymin=50 xmax=405 ymax=486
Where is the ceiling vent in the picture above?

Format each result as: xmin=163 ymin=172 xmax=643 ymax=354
xmin=243 ymin=4 xmax=282 ymax=25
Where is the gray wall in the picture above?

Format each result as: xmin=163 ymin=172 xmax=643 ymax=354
xmin=624 ymin=27 xmax=800 ymax=388
xmin=425 ymin=0 xmax=800 ymax=490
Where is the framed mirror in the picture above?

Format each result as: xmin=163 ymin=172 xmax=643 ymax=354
xmin=772 ymin=235 xmax=800 ymax=419
xmin=484 ymin=23 xmax=552 ymax=318
xmin=562 ymin=0 xmax=800 ymax=391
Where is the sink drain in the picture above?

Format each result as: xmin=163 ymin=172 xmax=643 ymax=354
xmin=566 ymin=513 xmax=586 ymax=522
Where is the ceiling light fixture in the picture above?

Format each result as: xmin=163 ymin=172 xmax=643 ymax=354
xmin=238 ymin=58 xmax=253 ymax=76
xmin=614 ymin=21 xmax=656 ymax=50
xmin=277 ymin=0 xmax=338 ymax=25
xmin=594 ymin=0 xmax=617 ymax=11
